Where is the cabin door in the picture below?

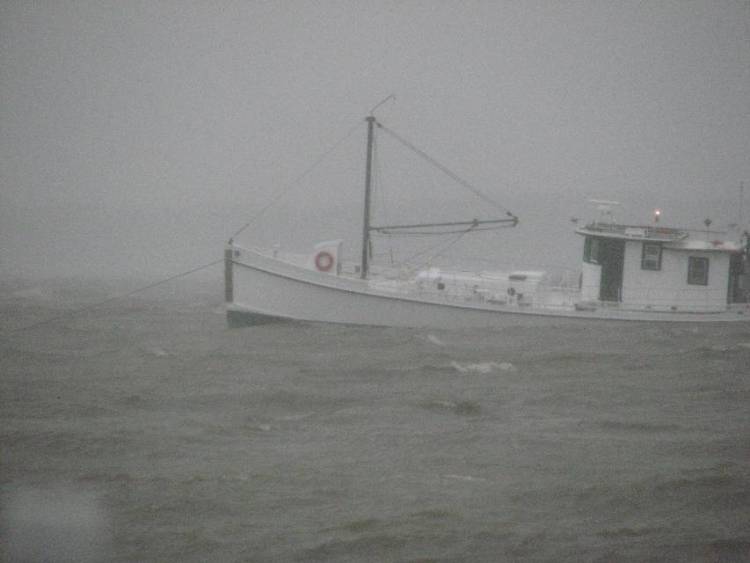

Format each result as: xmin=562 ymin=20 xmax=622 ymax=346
xmin=599 ymin=239 xmax=625 ymax=302
xmin=728 ymin=253 xmax=749 ymax=303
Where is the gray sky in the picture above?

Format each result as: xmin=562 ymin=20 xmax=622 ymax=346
xmin=1 ymin=1 xmax=748 ymax=279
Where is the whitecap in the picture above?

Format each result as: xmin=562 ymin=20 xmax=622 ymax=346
xmin=450 ymin=361 xmax=516 ymax=374
xmin=443 ymin=474 xmax=487 ymax=483
xmin=277 ymin=412 xmax=315 ymax=421
xmin=426 ymin=334 xmax=445 ymax=346
xmin=434 ymin=400 xmax=457 ymax=409
xmin=144 ymin=346 xmax=169 ymax=357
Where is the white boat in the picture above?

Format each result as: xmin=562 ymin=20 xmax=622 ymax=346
xmin=225 ymin=116 xmax=750 ymax=327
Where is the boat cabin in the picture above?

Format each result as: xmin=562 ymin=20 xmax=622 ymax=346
xmin=576 ymin=223 xmax=749 ymax=312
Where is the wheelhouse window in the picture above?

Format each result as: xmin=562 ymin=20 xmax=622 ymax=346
xmin=641 ymin=243 xmax=662 ymax=271
xmin=687 ymin=256 xmax=709 ymax=285
xmin=583 ymin=236 xmax=600 ymax=264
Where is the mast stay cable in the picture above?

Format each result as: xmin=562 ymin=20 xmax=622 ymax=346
xmin=376 ymin=122 xmax=518 ymax=221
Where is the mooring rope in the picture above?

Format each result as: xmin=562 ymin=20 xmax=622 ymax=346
xmin=4 ymin=258 xmax=223 ymax=334
xmin=229 ymin=119 xmax=363 ymax=241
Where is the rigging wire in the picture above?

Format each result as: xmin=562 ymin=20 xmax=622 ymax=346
xmin=4 ymin=258 xmax=223 ymax=335
xmin=386 ymin=223 xmax=479 ymax=271
xmin=375 ymin=225 xmax=513 ymax=236
xmin=229 ymin=118 xmax=363 ymax=241
xmin=376 ymin=122 xmax=517 ymax=220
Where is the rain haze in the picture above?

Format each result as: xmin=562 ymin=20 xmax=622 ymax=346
xmin=1 ymin=1 xmax=749 ymax=278
xmin=2 ymin=3 xmax=750 ymax=562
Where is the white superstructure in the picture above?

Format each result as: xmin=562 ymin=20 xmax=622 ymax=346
xmin=576 ymin=223 xmax=746 ymax=313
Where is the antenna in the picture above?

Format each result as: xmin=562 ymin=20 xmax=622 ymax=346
xmin=587 ymin=199 xmax=620 ymax=224
xmin=369 ymin=94 xmax=396 ymax=116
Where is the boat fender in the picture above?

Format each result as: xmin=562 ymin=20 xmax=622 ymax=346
xmin=315 ymin=251 xmax=335 ymax=272
xmin=507 ymin=287 xmax=516 ymax=297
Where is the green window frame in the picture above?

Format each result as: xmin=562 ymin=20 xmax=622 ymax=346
xmin=641 ymin=243 xmax=662 ymax=271
xmin=687 ymin=256 xmax=709 ymax=286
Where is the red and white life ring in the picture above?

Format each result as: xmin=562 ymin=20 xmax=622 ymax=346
xmin=315 ymin=251 xmax=335 ymax=272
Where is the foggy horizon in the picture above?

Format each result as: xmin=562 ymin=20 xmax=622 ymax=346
xmin=2 ymin=1 xmax=748 ymax=280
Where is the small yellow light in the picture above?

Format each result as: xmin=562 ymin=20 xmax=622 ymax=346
xmin=654 ymin=209 xmax=661 ymax=223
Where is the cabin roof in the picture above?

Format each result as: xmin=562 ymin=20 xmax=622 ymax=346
xmin=576 ymin=223 xmax=688 ymax=242
xmin=575 ymin=223 xmax=742 ymax=252
xmin=664 ymin=239 xmax=742 ymax=252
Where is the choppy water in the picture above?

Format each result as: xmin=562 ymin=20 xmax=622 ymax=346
xmin=1 ymin=277 xmax=749 ymax=562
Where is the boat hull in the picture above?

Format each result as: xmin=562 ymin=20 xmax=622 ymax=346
xmin=227 ymin=249 xmax=558 ymax=329
xmin=226 ymin=246 xmax=750 ymax=327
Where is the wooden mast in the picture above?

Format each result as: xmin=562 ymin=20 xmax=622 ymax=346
xmin=361 ymin=115 xmax=375 ymax=279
